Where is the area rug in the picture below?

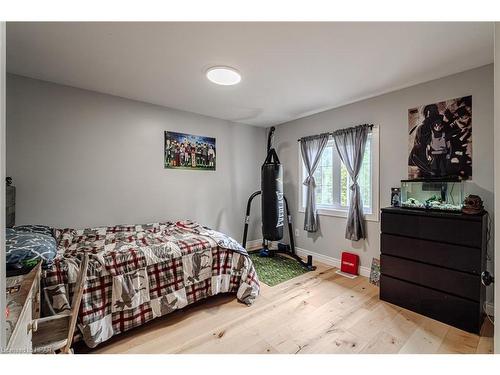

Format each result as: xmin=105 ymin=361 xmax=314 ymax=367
xmin=249 ymin=252 xmax=308 ymax=287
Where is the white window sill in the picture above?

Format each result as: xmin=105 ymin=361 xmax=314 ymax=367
xmin=298 ymin=207 xmax=379 ymax=222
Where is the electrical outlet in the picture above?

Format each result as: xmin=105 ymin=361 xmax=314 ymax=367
xmin=295 ymin=228 xmax=300 ymax=237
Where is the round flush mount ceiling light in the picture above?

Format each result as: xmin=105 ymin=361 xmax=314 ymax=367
xmin=206 ymin=66 xmax=241 ymax=86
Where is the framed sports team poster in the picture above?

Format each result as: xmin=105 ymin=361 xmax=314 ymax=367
xmin=164 ymin=131 xmax=216 ymax=171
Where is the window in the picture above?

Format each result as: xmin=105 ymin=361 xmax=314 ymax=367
xmin=300 ymin=127 xmax=379 ymax=221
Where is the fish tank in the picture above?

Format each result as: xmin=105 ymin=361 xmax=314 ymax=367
xmin=400 ymin=179 xmax=464 ymax=212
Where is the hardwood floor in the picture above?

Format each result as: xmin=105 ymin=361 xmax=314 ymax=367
xmin=80 ymin=262 xmax=494 ymax=354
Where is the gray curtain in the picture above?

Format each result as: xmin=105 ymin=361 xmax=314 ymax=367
xmin=300 ymin=134 xmax=329 ymax=232
xmin=332 ymin=124 xmax=371 ymax=241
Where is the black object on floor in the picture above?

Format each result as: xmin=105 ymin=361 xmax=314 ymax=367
xmin=242 ymin=127 xmax=315 ymax=271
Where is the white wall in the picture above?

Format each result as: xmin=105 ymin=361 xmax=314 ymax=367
xmin=275 ymin=65 xmax=495 ymax=302
xmin=6 ymin=74 xmax=265 ymax=242
xmin=494 ymin=23 xmax=499 ymax=354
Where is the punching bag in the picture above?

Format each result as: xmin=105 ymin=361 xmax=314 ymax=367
xmin=261 ymin=148 xmax=284 ymax=241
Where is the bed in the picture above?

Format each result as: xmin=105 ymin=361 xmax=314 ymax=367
xmin=39 ymin=220 xmax=259 ymax=348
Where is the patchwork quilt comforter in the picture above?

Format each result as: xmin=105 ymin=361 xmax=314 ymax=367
xmin=42 ymin=220 xmax=260 ymax=348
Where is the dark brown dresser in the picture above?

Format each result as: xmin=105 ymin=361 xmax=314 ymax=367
xmin=380 ymin=207 xmax=487 ymax=333
xmin=7 ymin=184 xmax=15 ymax=227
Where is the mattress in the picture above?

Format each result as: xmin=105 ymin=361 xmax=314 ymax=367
xmin=42 ymin=220 xmax=260 ymax=348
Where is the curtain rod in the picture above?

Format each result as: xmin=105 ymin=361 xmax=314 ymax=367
xmin=297 ymin=124 xmax=374 ymax=142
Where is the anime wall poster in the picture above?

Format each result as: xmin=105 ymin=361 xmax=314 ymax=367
xmin=408 ymin=95 xmax=472 ymax=180
xmin=164 ymin=131 xmax=216 ymax=170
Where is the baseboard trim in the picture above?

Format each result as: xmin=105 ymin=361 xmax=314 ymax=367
xmin=245 ymin=239 xmax=371 ymax=277
xmin=245 ymin=239 xmax=263 ymax=251
xmin=246 ymin=239 xmax=494 ymax=317
xmin=295 ymin=247 xmax=372 ymax=278
xmin=246 ymin=240 xmax=494 ymax=316
xmin=485 ymin=302 xmax=495 ymax=317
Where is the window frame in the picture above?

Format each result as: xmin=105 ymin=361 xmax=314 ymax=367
xmin=298 ymin=126 xmax=380 ymax=222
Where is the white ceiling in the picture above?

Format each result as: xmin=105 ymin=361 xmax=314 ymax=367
xmin=6 ymin=22 xmax=494 ymax=127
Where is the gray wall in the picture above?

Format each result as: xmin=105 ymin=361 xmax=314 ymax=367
xmin=275 ymin=65 xmax=494 ymax=288
xmin=6 ymin=74 xmax=265 ymax=242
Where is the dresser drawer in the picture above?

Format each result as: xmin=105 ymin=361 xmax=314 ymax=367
xmin=6 ymin=185 xmax=16 ymax=206
xmin=7 ymin=290 xmax=34 ymax=353
xmin=381 ymin=233 xmax=482 ymax=274
xmin=381 ymin=212 xmax=483 ymax=248
xmin=380 ymin=254 xmax=481 ymax=301
xmin=6 ymin=207 xmax=15 ymax=228
xmin=380 ymin=275 xmax=483 ymax=333
xmin=6 ymin=264 xmax=41 ymax=353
